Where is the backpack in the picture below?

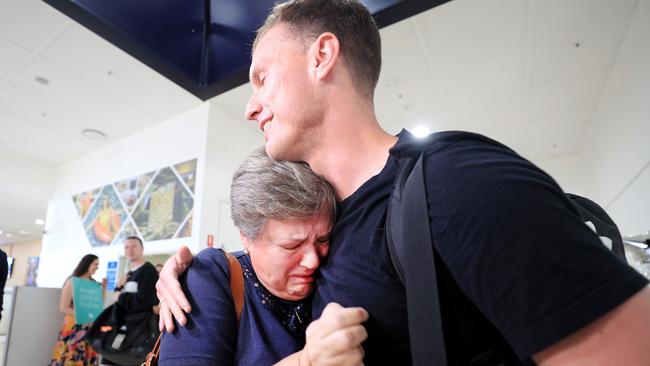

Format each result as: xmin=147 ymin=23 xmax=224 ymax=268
xmin=386 ymin=131 xmax=627 ymax=366
xmin=86 ymin=302 xmax=160 ymax=365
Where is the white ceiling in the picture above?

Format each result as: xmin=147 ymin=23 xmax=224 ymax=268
xmin=0 ymin=0 xmax=641 ymax=244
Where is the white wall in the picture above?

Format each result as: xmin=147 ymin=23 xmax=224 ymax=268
xmin=39 ymin=103 xmax=210 ymax=287
xmin=0 ymin=151 xmax=53 ymax=245
xmin=199 ymin=105 xmax=264 ymax=252
xmin=578 ymin=0 xmax=650 ymax=235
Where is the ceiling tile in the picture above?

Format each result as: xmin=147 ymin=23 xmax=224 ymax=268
xmin=11 ymin=57 xmax=159 ymax=130
xmin=529 ymin=67 xmax=610 ymax=119
xmin=0 ymin=83 xmax=131 ymax=140
xmin=375 ymin=74 xmax=450 ymax=134
xmin=416 ymin=0 xmax=526 ymax=100
xmin=449 ymin=88 xmax=526 ymax=131
xmin=529 ymin=107 xmax=595 ymax=127
xmin=41 ymin=25 xmax=202 ymax=119
xmin=0 ymin=0 xmax=71 ymax=51
xmin=0 ymin=36 xmax=34 ymax=81
xmin=0 ymin=109 xmax=95 ymax=164
xmin=527 ymin=112 xmax=592 ymax=160
xmin=375 ymin=18 xmax=451 ymax=134
xmin=380 ymin=19 xmax=431 ymax=81
xmin=532 ymin=0 xmax=638 ymax=83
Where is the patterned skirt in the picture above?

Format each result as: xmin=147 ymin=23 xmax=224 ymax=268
xmin=49 ymin=315 xmax=99 ymax=366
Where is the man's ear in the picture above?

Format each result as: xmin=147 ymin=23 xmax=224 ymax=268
xmin=309 ymin=32 xmax=340 ymax=81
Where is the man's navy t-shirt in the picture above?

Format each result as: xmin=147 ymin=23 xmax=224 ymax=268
xmin=312 ymin=130 xmax=648 ymax=364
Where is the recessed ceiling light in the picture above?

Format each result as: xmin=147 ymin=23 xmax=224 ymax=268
xmin=5 ymin=233 xmax=12 ymax=238
xmin=35 ymin=219 xmax=45 ymax=226
xmin=0 ymin=230 xmax=2 ymax=235
xmin=412 ymin=125 xmax=431 ymax=138
xmin=35 ymin=76 xmax=50 ymax=85
xmin=82 ymin=129 xmax=107 ymax=141
xmin=18 ymin=230 xmax=29 ymax=235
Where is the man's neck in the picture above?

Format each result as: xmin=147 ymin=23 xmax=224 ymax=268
xmin=305 ymin=103 xmax=397 ymax=201
xmin=129 ymin=258 xmax=145 ymax=270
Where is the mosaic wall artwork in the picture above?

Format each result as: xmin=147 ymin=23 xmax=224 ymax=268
xmin=72 ymin=159 xmax=196 ymax=246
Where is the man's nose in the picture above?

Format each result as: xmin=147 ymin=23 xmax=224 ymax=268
xmin=245 ymin=94 xmax=261 ymax=122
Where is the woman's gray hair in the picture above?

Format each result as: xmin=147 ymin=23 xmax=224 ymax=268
xmin=231 ymin=147 xmax=337 ymax=239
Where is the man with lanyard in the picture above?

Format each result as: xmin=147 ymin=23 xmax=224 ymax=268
xmin=107 ymin=236 xmax=158 ymax=365
xmin=157 ymin=1 xmax=650 ymax=365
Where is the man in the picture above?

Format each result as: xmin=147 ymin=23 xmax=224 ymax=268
xmin=115 ymin=236 xmax=159 ymax=311
xmin=0 ymin=248 xmax=7 ymax=320
xmin=157 ymin=1 xmax=650 ymax=365
xmin=106 ymin=236 xmax=159 ymax=365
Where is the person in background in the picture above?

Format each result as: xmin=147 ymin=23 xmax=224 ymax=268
xmin=102 ymin=236 xmax=159 ymax=366
xmin=0 ymin=248 xmax=7 ymax=320
xmin=50 ymin=254 xmax=101 ymax=366
xmin=113 ymin=236 xmax=159 ymax=315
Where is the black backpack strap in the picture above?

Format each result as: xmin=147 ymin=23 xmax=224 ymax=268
xmin=387 ymin=151 xmax=447 ymax=366
xmin=566 ymin=193 xmax=627 ymax=263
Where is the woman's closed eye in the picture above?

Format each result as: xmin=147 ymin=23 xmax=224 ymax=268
xmin=281 ymin=243 xmax=301 ymax=251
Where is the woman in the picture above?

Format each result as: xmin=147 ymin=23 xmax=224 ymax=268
xmin=50 ymin=254 xmax=101 ymax=366
xmin=159 ymin=148 xmax=367 ymax=366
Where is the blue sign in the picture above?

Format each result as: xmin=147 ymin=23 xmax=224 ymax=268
xmin=106 ymin=261 xmax=118 ymax=291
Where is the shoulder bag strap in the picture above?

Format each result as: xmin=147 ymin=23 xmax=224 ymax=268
xmin=223 ymin=250 xmax=245 ymax=325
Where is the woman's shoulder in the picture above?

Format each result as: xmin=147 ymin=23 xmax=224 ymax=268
xmin=194 ymin=248 xmax=245 ymax=268
xmin=185 ymin=248 xmax=246 ymax=286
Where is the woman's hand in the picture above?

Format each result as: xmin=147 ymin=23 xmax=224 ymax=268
xmin=302 ymin=302 xmax=369 ymax=366
xmin=156 ymin=245 xmax=194 ymax=332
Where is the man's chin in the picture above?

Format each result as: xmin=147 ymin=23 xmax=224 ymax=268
xmin=265 ymin=144 xmax=303 ymax=164
xmin=264 ymin=142 xmax=279 ymax=160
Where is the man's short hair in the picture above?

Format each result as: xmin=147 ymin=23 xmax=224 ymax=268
xmin=255 ymin=0 xmax=381 ymax=99
xmin=126 ymin=236 xmax=143 ymax=246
